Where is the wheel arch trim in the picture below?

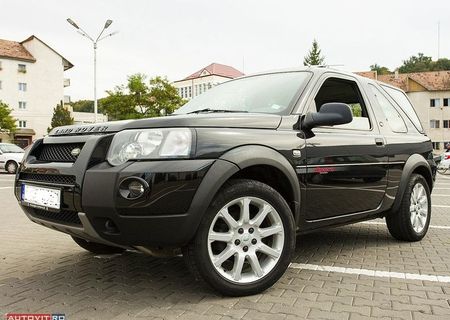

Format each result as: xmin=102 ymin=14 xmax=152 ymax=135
xmin=391 ymin=154 xmax=433 ymax=213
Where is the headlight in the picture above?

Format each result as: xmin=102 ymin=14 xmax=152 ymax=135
xmin=107 ymin=128 xmax=193 ymax=166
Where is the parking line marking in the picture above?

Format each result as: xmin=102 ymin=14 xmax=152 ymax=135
xmin=433 ymin=204 xmax=450 ymax=208
xmin=432 ymin=194 xmax=448 ymax=196
xmin=433 ymin=188 xmax=450 ymax=190
xmin=0 ymin=187 xmax=13 ymax=190
xmin=361 ymin=221 xmax=450 ymax=230
xmin=289 ymin=263 xmax=450 ymax=283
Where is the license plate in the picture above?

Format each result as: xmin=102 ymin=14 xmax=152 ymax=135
xmin=21 ymin=184 xmax=61 ymax=210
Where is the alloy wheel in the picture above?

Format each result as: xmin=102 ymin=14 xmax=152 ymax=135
xmin=207 ymin=196 xmax=285 ymax=284
xmin=409 ymin=183 xmax=428 ymax=233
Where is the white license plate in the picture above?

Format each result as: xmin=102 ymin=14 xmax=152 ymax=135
xmin=21 ymin=184 xmax=61 ymax=209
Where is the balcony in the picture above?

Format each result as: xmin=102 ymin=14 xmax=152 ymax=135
xmin=64 ymin=95 xmax=71 ymax=104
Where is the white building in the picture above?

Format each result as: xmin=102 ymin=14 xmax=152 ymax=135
xmin=358 ymin=71 xmax=450 ymax=152
xmin=0 ymin=35 xmax=73 ymax=147
xmin=173 ymin=63 xmax=244 ymax=100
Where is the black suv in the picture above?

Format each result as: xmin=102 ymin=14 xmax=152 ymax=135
xmin=15 ymin=68 xmax=436 ymax=296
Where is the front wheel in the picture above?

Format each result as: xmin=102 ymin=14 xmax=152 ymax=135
xmin=6 ymin=161 xmax=18 ymax=174
xmin=386 ymin=174 xmax=431 ymax=242
xmin=183 ymin=179 xmax=296 ymax=296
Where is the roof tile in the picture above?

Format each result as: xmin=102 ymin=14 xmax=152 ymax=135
xmin=0 ymin=38 xmax=35 ymax=62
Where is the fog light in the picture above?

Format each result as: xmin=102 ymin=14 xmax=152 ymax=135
xmin=119 ymin=177 xmax=149 ymax=200
xmin=129 ymin=181 xmax=145 ymax=198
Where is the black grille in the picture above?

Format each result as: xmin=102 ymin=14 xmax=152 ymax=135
xmin=37 ymin=143 xmax=84 ymax=162
xmin=19 ymin=173 xmax=76 ymax=185
xmin=31 ymin=209 xmax=81 ymax=226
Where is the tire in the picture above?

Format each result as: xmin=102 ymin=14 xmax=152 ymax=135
xmin=386 ymin=174 xmax=431 ymax=242
xmin=71 ymin=236 xmax=125 ymax=254
xmin=6 ymin=161 xmax=18 ymax=174
xmin=183 ymin=179 xmax=296 ymax=296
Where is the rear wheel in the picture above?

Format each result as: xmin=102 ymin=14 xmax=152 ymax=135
xmin=6 ymin=161 xmax=18 ymax=174
xmin=183 ymin=179 xmax=295 ymax=296
xmin=386 ymin=174 xmax=431 ymax=241
xmin=71 ymin=236 xmax=125 ymax=254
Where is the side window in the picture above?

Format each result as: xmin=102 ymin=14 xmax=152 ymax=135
xmin=368 ymin=84 xmax=407 ymax=133
xmin=381 ymin=85 xmax=424 ymax=132
xmin=313 ymin=77 xmax=370 ymax=130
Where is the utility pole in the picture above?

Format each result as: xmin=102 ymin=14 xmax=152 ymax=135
xmin=67 ymin=18 xmax=118 ymax=123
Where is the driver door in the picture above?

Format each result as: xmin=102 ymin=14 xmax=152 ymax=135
xmin=302 ymin=74 xmax=388 ymax=220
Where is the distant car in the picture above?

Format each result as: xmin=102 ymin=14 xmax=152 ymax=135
xmin=0 ymin=143 xmax=24 ymax=173
xmin=437 ymin=151 xmax=450 ymax=174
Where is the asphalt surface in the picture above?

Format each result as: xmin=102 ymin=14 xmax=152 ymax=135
xmin=1 ymin=172 xmax=450 ymax=319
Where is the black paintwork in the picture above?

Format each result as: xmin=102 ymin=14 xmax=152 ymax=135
xmin=15 ymin=67 xmax=436 ymax=247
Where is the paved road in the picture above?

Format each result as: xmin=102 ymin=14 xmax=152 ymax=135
xmin=1 ymin=172 xmax=450 ymax=319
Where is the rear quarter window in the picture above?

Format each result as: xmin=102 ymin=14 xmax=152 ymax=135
xmin=380 ymin=84 xmax=424 ymax=132
xmin=368 ymin=84 xmax=407 ymax=133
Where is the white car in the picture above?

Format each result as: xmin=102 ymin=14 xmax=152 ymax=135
xmin=0 ymin=143 xmax=25 ymax=174
xmin=437 ymin=151 xmax=450 ymax=174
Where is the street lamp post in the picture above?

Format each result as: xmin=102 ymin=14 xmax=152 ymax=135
xmin=67 ymin=18 xmax=118 ymax=123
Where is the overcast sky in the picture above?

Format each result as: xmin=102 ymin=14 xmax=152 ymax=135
xmin=1 ymin=0 xmax=448 ymax=101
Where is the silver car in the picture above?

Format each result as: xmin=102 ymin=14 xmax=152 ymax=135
xmin=0 ymin=143 xmax=24 ymax=173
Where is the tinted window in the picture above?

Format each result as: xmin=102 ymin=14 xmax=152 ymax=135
xmin=369 ymin=85 xmax=407 ymax=133
xmin=175 ymin=72 xmax=311 ymax=115
xmin=381 ymin=85 xmax=423 ymax=132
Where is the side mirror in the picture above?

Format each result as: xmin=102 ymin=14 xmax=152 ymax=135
xmin=302 ymin=102 xmax=353 ymax=130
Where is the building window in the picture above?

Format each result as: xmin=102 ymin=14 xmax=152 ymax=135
xmin=430 ymin=119 xmax=440 ymax=128
xmin=430 ymin=98 xmax=440 ymax=107
xmin=444 ymin=120 xmax=450 ymax=128
xmin=444 ymin=98 xmax=449 ymax=107
xmin=18 ymin=64 xmax=26 ymax=73
xmin=0 ymin=61 xmax=2 ymax=70
xmin=188 ymin=86 xmax=192 ymax=98
xmin=18 ymin=101 xmax=27 ymax=109
xmin=0 ymin=80 xmax=2 ymax=90
xmin=432 ymin=142 xmax=441 ymax=150
xmin=18 ymin=82 xmax=27 ymax=91
xmin=18 ymin=120 xmax=27 ymax=128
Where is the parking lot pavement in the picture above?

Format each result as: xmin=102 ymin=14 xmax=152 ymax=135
xmin=1 ymin=174 xmax=450 ymax=320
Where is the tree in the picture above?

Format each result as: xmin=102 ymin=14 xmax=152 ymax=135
xmin=431 ymin=58 xmax=450 ymax=71
xmin=370 ymin=64 xmax=391 ymax=75
xmin=102 ymin=74 xmax=185 ymax=120
xmin=0 ymin=100 xmax=16 ymax=133
xmin=47 ymin=102 xmax=74 ymax=132
xmin=303 ymin=39 xmax=325 ymax=66
xmin=71 ymin=100 xmax=95 ymax=113
xmin=399 ymin=53 xmax=433 ymax=73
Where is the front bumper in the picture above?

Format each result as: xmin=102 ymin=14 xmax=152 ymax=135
xmin=15 ymin=134 xmax=239 ymax=247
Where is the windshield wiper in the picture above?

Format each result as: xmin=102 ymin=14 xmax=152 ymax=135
xmin=187 ymin=108 xmax=248 ymax=114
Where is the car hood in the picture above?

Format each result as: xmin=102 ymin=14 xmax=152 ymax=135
xmin=49 ymin=113 xmax=282 ymax=136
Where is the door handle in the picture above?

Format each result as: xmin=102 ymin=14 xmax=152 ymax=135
xmin=375 ymin=138 xmax=384 ymax=146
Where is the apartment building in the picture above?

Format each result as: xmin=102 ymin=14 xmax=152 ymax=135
xmin=358 ymin=70 xmax=450 ymax=152
xmin=173 ymin=63 xmax=244 ymax=100
xmin=0 ymin=35 xmax=73 ymax=147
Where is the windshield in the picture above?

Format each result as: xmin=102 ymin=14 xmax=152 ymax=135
xmin=175 ymin=71 xmax=311 ymax=115
xmin=0 ymin=144 xmax=24 ymax=153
